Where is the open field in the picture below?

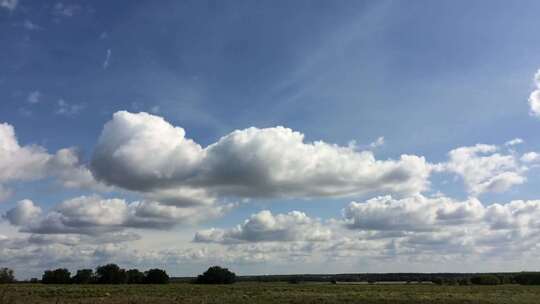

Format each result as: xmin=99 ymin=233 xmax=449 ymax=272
xmin=2 ymin=283 xmax=540 ymax=304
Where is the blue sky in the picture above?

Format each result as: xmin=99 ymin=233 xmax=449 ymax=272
xmin=2 ymin=0 xmax=540 ymax=278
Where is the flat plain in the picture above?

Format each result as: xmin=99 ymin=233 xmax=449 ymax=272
xmin=2 ymin=283 xmax=540 ymax=304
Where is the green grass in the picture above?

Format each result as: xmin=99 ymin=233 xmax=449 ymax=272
xmin=1 ymin=283 xmax=540 ymax=304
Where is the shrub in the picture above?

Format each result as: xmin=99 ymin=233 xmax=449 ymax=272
xmin=126 ymin=269 xmax=145 ymax=284
xmin=144 ymin=269 xmax=169 ymax=284
xmin=470 ymin=275 xmax=501 ymax=285
xmin=196 ymin=266 xmax=236 ymax=284
xmin=42 ymin=268 xmax=71 ymax=284
xmin=71 ymin=269 xmax=94 ymax=284
xmin=95 ymin=264 xmax=127 ymax=284
xmin=0 ymin=268 xmax=15 ymax=284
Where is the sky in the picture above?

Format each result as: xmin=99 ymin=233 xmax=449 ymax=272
xmin=2 ymin=0 xmax=540 ymax=279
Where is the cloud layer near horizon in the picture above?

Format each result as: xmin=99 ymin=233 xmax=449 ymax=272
xmin=3 ymin=109 xmax=540 ymax=278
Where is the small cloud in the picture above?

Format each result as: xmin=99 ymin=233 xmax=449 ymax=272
xmin=23 ymin=20 xmax=41 ymax=31
xmin=0 ymin=0 xmax=18 ymax=11
xmin=102 ymin=49 xmax=111 ymax=69
xmin=56 ymin=99 xmax=85 ymax=116
xmin=521 ymin=152 xmax=540 ymax=163
xmin=504 ymin=138 xmax=524 ymax=147
xmin=27 ymin=91 xmax=41 ymax=104
xmin=529 ymin=69 xmax=540 ymax=117
xmin=369 ymin=136 xmax=385 ymax=149
xmin=347 ymin=136 xmax=385 ymax=151
xmin=18 ymin=107 xmax=32 ymax=117
xmin=52 ymin=2 xmax=81 ymax=17
xmin=99 ymin=32 xmax=108 ymax=40
xmin=149 ymin=105 xmax=160 ymax=114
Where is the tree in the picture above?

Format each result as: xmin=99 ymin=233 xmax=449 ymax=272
xmin=196 ymin=266 xmax=236 ymax=284
xmin=42 ymin=268 xmax=71 ymax=284
xmin=71 ymin=269 xmax=94 ymax=284
xmin=126 ymin=269 xmax=145 ymax=284
xmin=0 ymin=268 xmax=15 ymax=284
xmin=95 ymin=264 xmax=126 ymax=284
xmin=144 ymin=269 xmax=169 ymax=284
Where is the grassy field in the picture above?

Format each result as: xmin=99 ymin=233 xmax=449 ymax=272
xmin=1 ymin=282 xmax=540 ymax=304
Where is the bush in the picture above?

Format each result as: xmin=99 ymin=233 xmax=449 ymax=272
xmin=144 ymin=269 xmax=169 ymax=284
xmin=95 ymin=264 xmax=127 ymax=284
xmin=470 ymin=275 xmax=501 ymax=285
xmin=126 ymin=269 xmax=145 ymax=284
xmin=0 ymin=268 xmax=15 ymax=284
xmin=71 ymin=269 xmax=94 ymax=284
xmin=515 ymin=272 xmax=540 ymax=285
xmin=196 ymin=266 xmax=236 ymax=284
xmin=42 ymin=268 xmax=71 ymax=284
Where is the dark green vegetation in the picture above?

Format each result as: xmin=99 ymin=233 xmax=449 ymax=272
xmin=195 ymin=266 xmax=236 ymax=284
xmin=38 ymin=264 xmax=169 ymax=285
xmin=3 ymin=282 xmax=540 ymax=304
xmin=234 ymin=272 xmax=527 ymax=284
xmin=3 ymin=267 xmax=540 ymax=303
xmin=0 ymin=269 xmax=14 ymax=284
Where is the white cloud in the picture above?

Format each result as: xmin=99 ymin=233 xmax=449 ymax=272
xmin=56 ymin=99 xmax=85 ymax=116
xmin=437 ymin=144 xmax=526 ymax=195
xmin=504 ymin=138 xmax=524 ymax=146
xmin=3 ymin=200 xmax=42 ymax=226
xmin=47 ymin=148 xmax=112 ymax=192
xmin=0 ymin=0 xmax=18 ymax=11
xmin=194 ymin=210 xmax=332 ymax=244
xmin=339 ymin=194 xmax=540 ymax=262
xmin=103 ymin=49 xmax=111 ymax=69
xmin=186 ymin=193 xmax=540 ymax=271
xmin=343 ymin=195 xmax=484 ymax=231
xmin=529 ymin=69 xmax=540 ymax=117
xmin=0 ymin=123 xmax=51 ymax=190
xmin=521 ymin=152 xmax=540 ymax=163
xmin=27 ymin=91 xmax=41 ymax=104
xmin=10 ymin=195 xmax=230 ymax=234
xmin=0 ymin=122 xmax=107 ymax=201
xmin=52 ymin=2 xmax=81 ymax=17
xmin=91 ymin=111 xmax=431 ymax=201
xmin=369 ymin=136 xmax=385 ymax=149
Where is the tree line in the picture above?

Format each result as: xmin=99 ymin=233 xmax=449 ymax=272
xmin=41 ymin=264 xmax=169 ymax=284
xmin=4 ymin=266 xmax=540 ymax=285
xmin=1 ymin=265 xmax=237 ymax=285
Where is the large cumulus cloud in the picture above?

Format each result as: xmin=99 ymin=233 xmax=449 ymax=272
xmin=91 ymin=111 xmax=431 ymax=201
